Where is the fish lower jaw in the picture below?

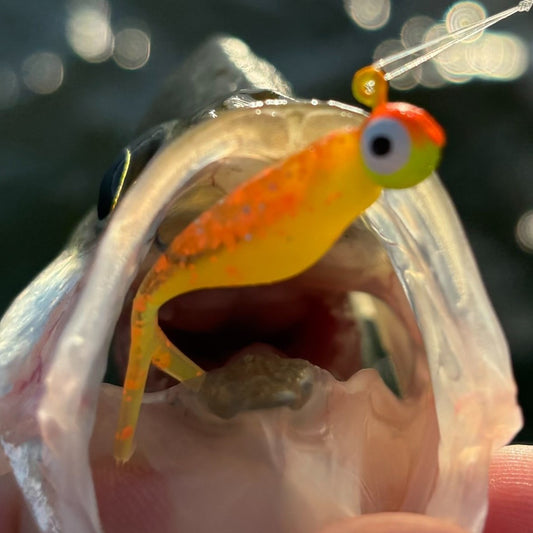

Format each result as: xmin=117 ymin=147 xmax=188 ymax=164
xmin=91 ymin=359 xmax=437 ymax=533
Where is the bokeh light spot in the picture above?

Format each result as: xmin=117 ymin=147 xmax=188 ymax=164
xmin=467 ymin=32 xmax=528 ymax=80
xmin=21 ymin=52 xmax=64 ymax=95
xmin=445 ymin=1 xmax=487 ymax=43
xmin=0 ymin=65 xmax=19 ymax=109
xmin=113 ymin=28 xmax=151 ymax=70
xmin=401 ymin=15 xmax=434 ymax=48
xmin=516 ymin=210 xmax=533 ymax=253
xmin=344 ymin=0 xmax=391 ymax=30
xmin=66 ymin=2 xmax=114 ymax=63
xmin=415 ymin=61 xmax=447 ymax=89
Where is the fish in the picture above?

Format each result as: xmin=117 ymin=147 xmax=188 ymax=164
xmin=0 ymin=31 xmax=523 ymax=533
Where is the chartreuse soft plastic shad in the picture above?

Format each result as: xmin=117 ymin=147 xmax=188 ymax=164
xmin=113 ymin=69 xmax=444 ymax=462
xmin=114 ymin=1 xmax=531 ymax=463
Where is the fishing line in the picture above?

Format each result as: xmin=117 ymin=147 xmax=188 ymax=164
xmin=373 ymin=0 xmax=532 ymax=81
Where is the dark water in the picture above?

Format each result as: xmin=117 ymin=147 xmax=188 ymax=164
xmin=0 ymin=0 xmax=532 ymax=439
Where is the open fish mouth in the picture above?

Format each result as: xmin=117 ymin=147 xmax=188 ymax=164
xmin=109 ymin=216 xmax=407 ymax=409
xmin=90 ymin=174 xmax=439 ymax=533
xmin=0 ymin=39 xmax=522 ymax=533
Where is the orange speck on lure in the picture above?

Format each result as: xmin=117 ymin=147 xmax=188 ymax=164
xmin=113 ymin=64 xmax=445 ymax=463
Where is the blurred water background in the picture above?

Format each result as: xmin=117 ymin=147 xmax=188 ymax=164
xmin=0 ymin=0 xmax=531 ymax=439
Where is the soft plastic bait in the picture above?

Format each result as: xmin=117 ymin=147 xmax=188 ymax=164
xmin=114 ymin=69 xmax=445 ymax=462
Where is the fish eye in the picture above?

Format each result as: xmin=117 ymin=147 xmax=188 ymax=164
xmin=97 ymin=124 xmax=171 ymax=220
xmin=361 ymin=118 xmax=411 ymax=176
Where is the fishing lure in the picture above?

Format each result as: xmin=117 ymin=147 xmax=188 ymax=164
xmin=114 ymin=68 xmax=445 ymax=462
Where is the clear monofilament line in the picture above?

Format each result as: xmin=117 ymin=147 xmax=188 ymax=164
xmin=373 ymin=0 xmax=532 ymax=81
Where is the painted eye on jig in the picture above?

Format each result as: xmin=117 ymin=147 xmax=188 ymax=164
xmin=361 ymin=117 xmax=411 ymax=175
xmin=359 ymin=102 xmax=445 ymax=189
